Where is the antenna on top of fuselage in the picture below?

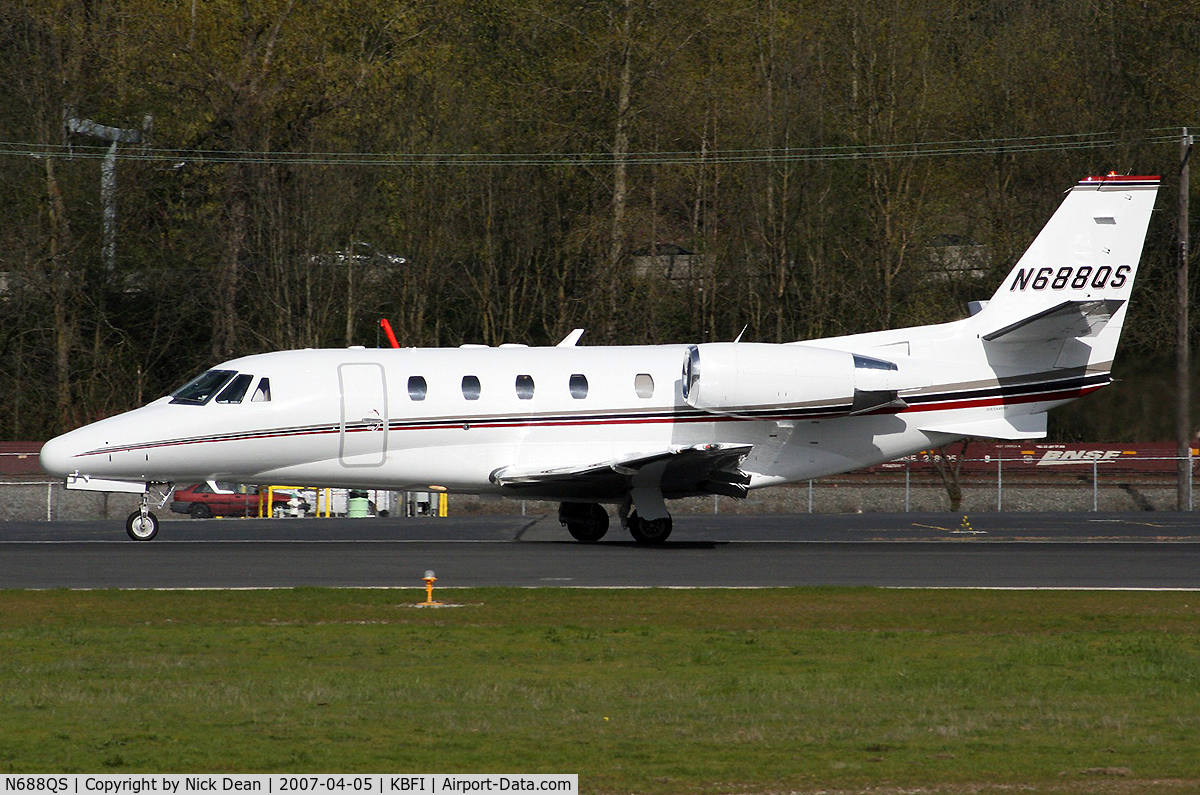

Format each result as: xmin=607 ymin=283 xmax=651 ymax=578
xmin=733 ymin=325 xmax=748 ymax=343
xmin=557 ymin=329 xmax=585 ymax=347
xmin=380 ymin=318 xmax=400 ymax=349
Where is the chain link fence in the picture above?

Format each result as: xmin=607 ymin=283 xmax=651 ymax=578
xmin=2 ymin=454 xmax=1194 ymax=521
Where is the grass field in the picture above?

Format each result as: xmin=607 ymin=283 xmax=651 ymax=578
xmin=1 ymin=588 xmax=1198 ymax=794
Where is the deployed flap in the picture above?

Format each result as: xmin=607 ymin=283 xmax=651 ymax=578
xmin=918 ymin=412 xmax=1047 ymax=440
xmin=982 ymin=299 xmax=1125 ymax=344
xmin=490 ymin=443 xmax=753 ymax=498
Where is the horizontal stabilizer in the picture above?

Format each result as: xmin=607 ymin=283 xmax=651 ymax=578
xmin=918 ymin=412 xmax=1047 ymax=440
xmin=982 ymin=299 xmax=1125 ymax=344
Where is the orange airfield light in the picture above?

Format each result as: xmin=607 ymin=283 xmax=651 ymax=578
xmin=421 ymin=570 xmax=442 ymax=606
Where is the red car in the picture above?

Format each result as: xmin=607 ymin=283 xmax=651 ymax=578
xmin=169 ymin=482 xmax=297 ymax=519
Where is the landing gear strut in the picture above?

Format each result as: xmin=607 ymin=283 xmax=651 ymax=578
xmin=558 ymin=502 xmax=609 ymax=542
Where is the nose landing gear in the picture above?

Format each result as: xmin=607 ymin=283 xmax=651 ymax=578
xmin=125 ymin=484 xmax=173 ymax=541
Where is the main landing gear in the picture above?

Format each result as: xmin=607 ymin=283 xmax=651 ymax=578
xmin=558 ymin=502 xmax=609 ymax=542
xmin=627 ymin=511 xmax=672 ymax=544
xmin=557 ymin=502 xmax=673 ymax=544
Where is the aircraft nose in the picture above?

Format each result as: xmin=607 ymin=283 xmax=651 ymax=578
xmin=39 ymin=432 xmax=82 ymax=478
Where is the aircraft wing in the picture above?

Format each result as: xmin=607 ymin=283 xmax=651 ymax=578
xmin=489 ymin=443 xmax=754 ymax=500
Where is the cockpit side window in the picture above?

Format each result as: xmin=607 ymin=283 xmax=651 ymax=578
xmin=251 ymin=378 xmax=272 ymax=402
xmin=216 ymin=373 xmax=254 ymax=404
xmin=171 ymin=370 xmax=236 ymax=405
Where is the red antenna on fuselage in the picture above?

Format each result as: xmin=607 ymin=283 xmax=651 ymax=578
xmin=379 ymin=318 xmax=400 ymax=349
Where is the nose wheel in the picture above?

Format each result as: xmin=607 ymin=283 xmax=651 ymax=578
xmin=125 ymin=487 xmax=168 ymax=541
xmin=126 ymin=509 xmax=160 ymax=541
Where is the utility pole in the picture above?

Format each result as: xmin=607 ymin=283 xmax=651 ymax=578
xmin=1178 ymin=127 xmax=1193 ymax=510
xmin=65 ymin=111 xmax=152 ymax=271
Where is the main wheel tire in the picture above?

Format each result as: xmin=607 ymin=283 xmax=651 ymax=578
xmin=189 ymin=502 xmax=212 ymax=519
xmin=628 ymin=511 xmax=672 ymax=544
xmin=560 ymin=502 xmax=609 ymax=542
xmin=126 ymin=510 xmax=160 ymax=541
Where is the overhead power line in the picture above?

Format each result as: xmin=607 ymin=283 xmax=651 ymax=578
xmin=0 ymin=128 xmax=1185 ymax=168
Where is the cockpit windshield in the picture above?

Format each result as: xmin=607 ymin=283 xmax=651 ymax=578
xmin=170 ymin=370 xmax=236 ymax=405
xmin=171 ymin=370 xmax=270 ymax=405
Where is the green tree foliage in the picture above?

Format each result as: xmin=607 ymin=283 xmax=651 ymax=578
xmin=0 ymin=0 xmax=1195 ymax=441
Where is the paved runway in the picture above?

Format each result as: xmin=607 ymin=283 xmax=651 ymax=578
xmin=2 ymin=512 xmax=1199 ymax=589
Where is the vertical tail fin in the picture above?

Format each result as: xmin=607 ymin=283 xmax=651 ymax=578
xmin=973 ymin=175 xmax=1159 ymax=371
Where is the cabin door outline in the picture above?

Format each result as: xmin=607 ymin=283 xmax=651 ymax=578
xmin=338 ymin=363 xmax=389 ymax=467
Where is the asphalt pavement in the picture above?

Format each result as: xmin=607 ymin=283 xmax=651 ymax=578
xmin=2 ymin=511 xmax=1198 ymax=589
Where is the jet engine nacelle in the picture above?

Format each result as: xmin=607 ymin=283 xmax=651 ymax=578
xmin=681 ymin=342 xmax=908 ymax=417
xmin=682 ymin=343 xmax=857 ymax=415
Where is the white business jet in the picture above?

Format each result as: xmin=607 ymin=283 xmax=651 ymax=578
xmin=40 ymin=174 xmax=1159 ymax=542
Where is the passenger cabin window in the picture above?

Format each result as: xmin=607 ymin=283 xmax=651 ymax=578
xmin=515 ymin=374 xmax=535 ymax=400
xmin=634 ymin=373 xmax=654 ymax=398
xmin=462 ymin=375 xmax=482 ymax=400
xmin=251 ymin=378 xmax=271 ymax=402
xmin=171 ymin=370 xmax=236 ymax=405
xmin=216 ymin=373 xmax=254 ymax=404
xmin=408 ymin=375 xmax=428 ymax=401
xmin=569 ymin=374 xmax=588 ymax=399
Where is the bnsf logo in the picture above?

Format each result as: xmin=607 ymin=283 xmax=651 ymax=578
xmin=1009 ymin=264 xmax=1130 ymax=292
